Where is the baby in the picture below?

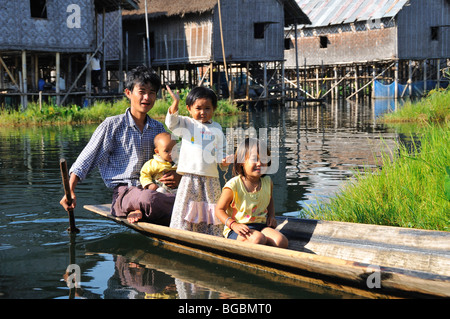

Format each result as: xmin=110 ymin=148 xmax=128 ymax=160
xmin=140 ymin=132 xmax=178 ymax=194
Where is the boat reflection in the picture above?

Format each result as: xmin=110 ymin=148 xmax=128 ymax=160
xmin=81 ymin=232 xmax=385 ymax=299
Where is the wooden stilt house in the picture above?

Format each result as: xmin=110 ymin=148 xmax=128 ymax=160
xmin=0 ymin=0 xmax=138 ymax=109
xmin=119 ymin=0 xmax=310 ymax=101
xmin=284 ymin=0 xmax=450 ymax=100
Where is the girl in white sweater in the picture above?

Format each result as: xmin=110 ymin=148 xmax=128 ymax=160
xmin=166 ymin=86 xmax=230 ymax=235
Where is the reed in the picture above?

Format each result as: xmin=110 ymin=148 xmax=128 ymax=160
xmin=0 ymin=91 xmax=240 ymax=126
xmin=303 ymin=90 xmax=450 ymax=231
xmin=383 ymin=88 xmax=450 ymax=124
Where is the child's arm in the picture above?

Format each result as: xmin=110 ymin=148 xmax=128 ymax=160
xmin=165 ymin=85 xmax=184 ymax=132
xmin=215 ymin=188 xmax=233 ymax=224
xmin=266 ymin=180 xmax=277 ymax=228
xmin=140 ymin=161 xmax=158 ymax=190
xmin=146 ymin=183 xmax=158 ymax=191
xmin=166 ymin=85 xmax=180 ymax=114
xmin=220 ymin=154 xmax=234 ymax=167
xmin=216 ymin=188 xmax=251 ymax=238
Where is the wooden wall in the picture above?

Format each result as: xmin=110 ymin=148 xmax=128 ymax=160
xmin=123 ymin=0 xmax=287 ymax=67
xmin=212 ymin=0 xmax=285 ymax=62
xmin=0 ymin=0 xmax=95 ymax=53
xmin=153 ymin=14 xmax=213 ymax=65
xmin=124 ymin=13 xmax=213 ymax=68
xmin=397 ymin=0 xmax=450 ymax=60
xmin=285 ymin=23 xmax=397 ymax=67
xmin=285 ymin=0 xmax=450 ymax=68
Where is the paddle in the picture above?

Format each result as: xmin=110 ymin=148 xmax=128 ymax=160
xmin=60 ymin=158 xmax=80 ymax=233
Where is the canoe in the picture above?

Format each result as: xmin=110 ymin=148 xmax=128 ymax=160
xmin=84 ymin=204 xmax=450 ymax=298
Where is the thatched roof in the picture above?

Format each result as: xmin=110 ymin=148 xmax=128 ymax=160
xmin=122 ymin=0 xmax=219 ymax=19
xmin=95 ymin=0 xmax=140 ymax=13
xmin=123 ymin=0 xmax=310 ymax=25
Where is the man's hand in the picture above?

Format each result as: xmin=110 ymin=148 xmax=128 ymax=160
xmin=60 ymin=173 xmax=79 ymax=212
xmin=158 ymin=170 xmax=181 ymax=189
xmin=60 ymin=194 xmax=76 ymax=211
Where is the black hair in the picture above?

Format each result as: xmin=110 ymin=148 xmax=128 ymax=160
xmin=125 ymin=66 xmax=161 ymax=92
xmin=186 ymin=86 xmax=218 ymax=109
xmin=233 ymin=138 xmax=271 ymax=177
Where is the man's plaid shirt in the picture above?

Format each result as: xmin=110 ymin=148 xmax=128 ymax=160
xmin=70 ymin=108 xmax=165 ymax=188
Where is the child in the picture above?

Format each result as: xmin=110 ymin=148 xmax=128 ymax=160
xmin=165 ymin=86 xmax=230 ymax=236
xmin=140 ymin=132 xmax=178 ymax=194
xmin=215 ymin=138 xmax=289 ymax=248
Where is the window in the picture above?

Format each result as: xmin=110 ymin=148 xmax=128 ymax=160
xmin=254 ymin=23 xmax=265 ymax=39
xmin=431 ymin=27 xmax=439 ymax=41
xmin=320 ymin=36 xmax=328 ymax=48
xmin=30 ymin=0 xmax=47 ymax=19
xmin=284 ymin=38 xmax=291 ymax=50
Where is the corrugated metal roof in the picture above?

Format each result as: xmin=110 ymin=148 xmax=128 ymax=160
xmin=296 ymin=0 xmax=409 ymax=27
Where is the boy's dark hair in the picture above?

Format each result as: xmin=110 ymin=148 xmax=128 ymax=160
xmin=186 ymin=86 xmax=218 ymax=109
xmin=233 ymin=138 xmax=271 ymax=177
xmin=125 ymin=66 xmax=161 ymax=92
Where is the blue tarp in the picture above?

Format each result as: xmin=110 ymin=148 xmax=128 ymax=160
xmin=373 ymin=98 xmax=403 ymax=118
xmin=374 ymin=80 xmax=449 ymax=98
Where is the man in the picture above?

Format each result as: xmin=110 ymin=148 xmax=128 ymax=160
xmin=60 ymin=66 xmax=180 ymax=224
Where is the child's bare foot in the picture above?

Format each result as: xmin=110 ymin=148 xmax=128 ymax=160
xmin=127 ymin=210 xmax=143 ymax=223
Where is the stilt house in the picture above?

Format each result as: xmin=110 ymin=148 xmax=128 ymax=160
xmin=285 ymin=0 xmax=450 ymax=99
xmin=120 ymin=0 xmax=310 ymax=100
xmin=0 ymin=0 xmax=138 ymax=108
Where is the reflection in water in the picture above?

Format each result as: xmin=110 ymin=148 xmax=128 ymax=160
xmin=82 ymin=232 xmax=362 ymax=299
xmin=0 ymin=100 xmax=400 ymax=299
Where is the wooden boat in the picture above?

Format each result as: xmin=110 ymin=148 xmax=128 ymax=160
xmin=84 ymin=204 xmax=450 ymax=298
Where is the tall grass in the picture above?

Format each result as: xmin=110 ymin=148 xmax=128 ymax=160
xmin=0 ymin=89 xmax=240 ymax=126
xmin=0 ymin=99 xmax=129 ymax=126
xmin=304 ymin=89 xmax=450 ymax=231
xmin=383 ymin=88 xmax=450 ymax=124
xmin=304 ymin=124 xmax=449 ymax=231
xmin=149 ymin=88 xmax=240 ymax=118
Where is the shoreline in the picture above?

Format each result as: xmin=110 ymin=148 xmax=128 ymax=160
xmin=0 ymin=96 xmax=242 ymax=127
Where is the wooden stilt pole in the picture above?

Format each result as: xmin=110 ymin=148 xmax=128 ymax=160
xmin=22 ymin=50 xmax=28 ymax=110
xmin=56 ymin=52 xmax=61 ymax=105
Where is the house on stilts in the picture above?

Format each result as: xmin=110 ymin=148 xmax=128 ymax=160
xmin=0 ymin=0 xmax=139 ymax=109
xmin=284 ymin=0 xmax=450 ymax=100
xmin=116 ymin=0 xmax=310 ymax=102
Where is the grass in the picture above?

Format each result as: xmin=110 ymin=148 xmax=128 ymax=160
xmin=0 ymin=88 xmax=241 ymax=126
xmin=303 ymin=88 xmax=450 ymax=231
xmin=383 ymin=87 xmax=450 ymax=124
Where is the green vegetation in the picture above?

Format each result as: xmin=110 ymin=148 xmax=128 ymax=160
xmin=303 ymin=88 xmax=450 ymax=231
xmin=0 ymin=88 xmax=241 ymax=126
xmin=383 ymin=88 xmax=450 ymax=124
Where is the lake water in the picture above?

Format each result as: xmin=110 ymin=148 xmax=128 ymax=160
xmin=0 ymin=98 xmax=400 ymax=299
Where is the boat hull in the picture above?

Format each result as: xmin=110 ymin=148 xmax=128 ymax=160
xmin=84 ymin=204 xmax=450 ymax=298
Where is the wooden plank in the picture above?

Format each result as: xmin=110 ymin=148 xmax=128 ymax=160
xmin=276 ymin=217 xmax=450 ymax=277
xmin=84 ymin=204 xmax=450 ymax=297
xmin=277 ymin=217 xmax=450 ymax=252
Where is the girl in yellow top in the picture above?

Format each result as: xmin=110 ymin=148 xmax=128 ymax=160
xmin=215 ymin=138 xmax=288 ymax=248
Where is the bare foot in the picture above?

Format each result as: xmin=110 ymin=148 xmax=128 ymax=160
xmin=127 ymin=210 xmax=143 ymax=223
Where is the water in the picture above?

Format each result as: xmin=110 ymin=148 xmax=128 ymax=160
xmin=0 ymin=99 xmax=399 ymax=299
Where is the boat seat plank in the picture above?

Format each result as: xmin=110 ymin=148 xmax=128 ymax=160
xmin=275 ymin=217 xmax=450 ymax=276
